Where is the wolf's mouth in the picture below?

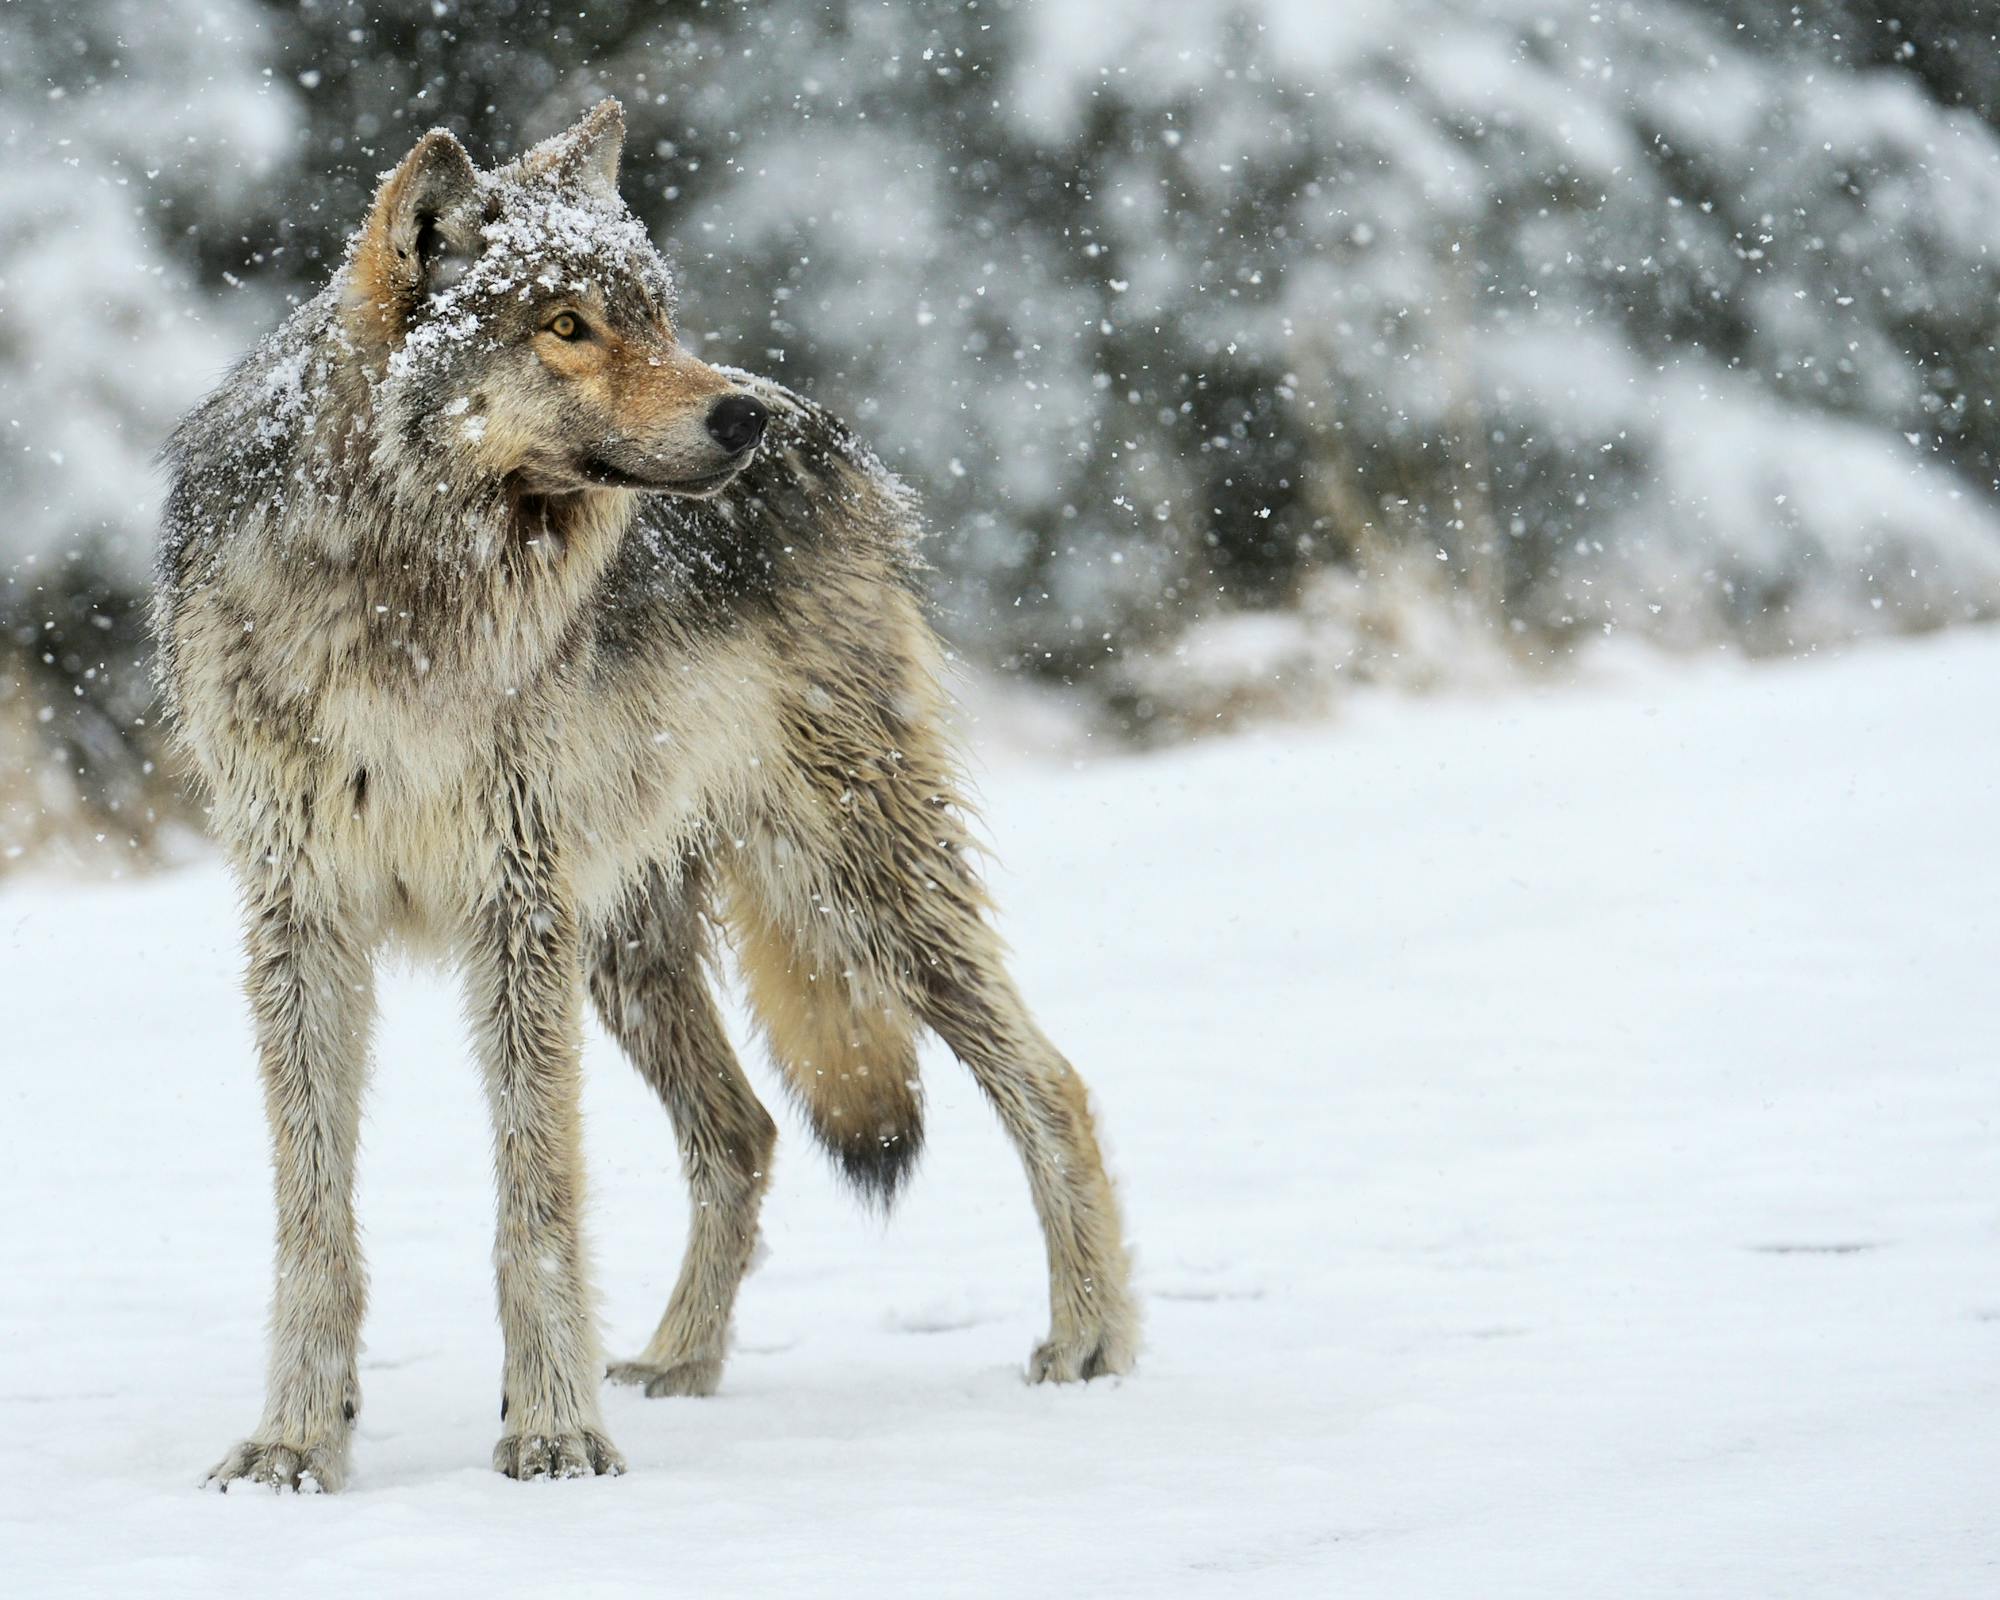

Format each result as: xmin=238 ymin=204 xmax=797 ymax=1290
xmin=577 ymin=457 xmax=743 ymax=496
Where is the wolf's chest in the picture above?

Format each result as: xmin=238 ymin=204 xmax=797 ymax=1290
xmin=300 ymin=650 xmax=771 ymax=926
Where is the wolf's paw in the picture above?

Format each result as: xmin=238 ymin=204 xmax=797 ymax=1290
xmin=493 ymin=1427 xmax=625 ymax=1481
xmin=204 ymin=1437 xmax=349 ymax=1494
xmin=1028 ymin=1318 xmax=1137 ymax=1384
xmin=606 ymin=1354 xmax=723 ymax=1398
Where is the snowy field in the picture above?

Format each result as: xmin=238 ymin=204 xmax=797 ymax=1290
xmin=4 ymin=631 xmax=1997 ymax=1597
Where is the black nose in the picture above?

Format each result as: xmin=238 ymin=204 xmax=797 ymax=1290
xmin=706 ymin=394 xmax=769 ymax=455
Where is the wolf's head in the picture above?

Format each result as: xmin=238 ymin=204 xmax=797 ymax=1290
xmin=343 ymin=101 xmax=764 ymax=499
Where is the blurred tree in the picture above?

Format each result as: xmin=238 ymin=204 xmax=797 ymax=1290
xmin=6 ymin=0 xmax=2000 ymax=866
xmin=0 ymin=0 xmax=292 ymax=863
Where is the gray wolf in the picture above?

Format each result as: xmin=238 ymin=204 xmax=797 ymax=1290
xmin=153 ymin=100 xmax=1136 ymax=1491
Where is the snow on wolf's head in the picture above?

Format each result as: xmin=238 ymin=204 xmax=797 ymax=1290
xmin=342 ymin=100 xmax=767 ymax=498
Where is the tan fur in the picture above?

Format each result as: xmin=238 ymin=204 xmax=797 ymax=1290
xmin=732 ymin=884 xmax=925 ymax=1195
xmin=158 ymin=103 xmax=1136 ymax=1492
xmin=536 ymin=320 xmax=733 ymax=427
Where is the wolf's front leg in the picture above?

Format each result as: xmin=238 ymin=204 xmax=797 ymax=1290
xmin=464 ymin=800 xmax=623 ymax=1481
xmin=207 ymin=889 xmax=373 ymax=1493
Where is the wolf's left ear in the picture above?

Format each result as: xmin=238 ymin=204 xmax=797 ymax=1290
xmin=520 ymin=99 xmax=625 ymax=197
xmin=346 ymin=128 xmax=485 ymax=352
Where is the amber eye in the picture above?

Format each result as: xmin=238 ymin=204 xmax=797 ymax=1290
xmin=548 ymin=312 xmax=582 ymax=340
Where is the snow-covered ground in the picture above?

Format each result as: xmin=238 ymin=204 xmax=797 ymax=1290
xmin=4 ymin=632 xmax=1997 ymax=1597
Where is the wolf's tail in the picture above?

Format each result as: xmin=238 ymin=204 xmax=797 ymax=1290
xmin=728 ymin=894 xmax=925 ymax=1208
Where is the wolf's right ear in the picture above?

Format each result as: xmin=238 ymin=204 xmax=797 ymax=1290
xmin=346 ymin=129 xmax=485 ymax=356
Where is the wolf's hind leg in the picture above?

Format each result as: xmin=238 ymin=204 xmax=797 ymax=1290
xmin=915 ymin=926 xmax=1139 ymax=1382
xmin=862 ymin=706 xmax=1136 ymax=1376
xmin=589 ymin=859 xmax=777 ymax=1398
xmin=206 ymin=888 xmax=373 ymax=1493
xmin=740 ymin=766 xmax=1136 ymax=1379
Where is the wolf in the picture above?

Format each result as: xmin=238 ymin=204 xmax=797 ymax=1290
xmin=153 ymin=101 xmax=1136 ymax=1491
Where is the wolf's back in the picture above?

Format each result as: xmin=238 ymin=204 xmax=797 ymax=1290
xmin=597 ymin=372 xmax=924 ymax=643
